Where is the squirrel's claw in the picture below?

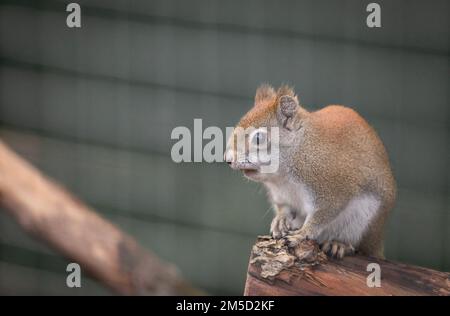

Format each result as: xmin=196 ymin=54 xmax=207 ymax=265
xmin=321 ymin=240 xmax=355 ymax=259
xmin=284 ymin=230 xmax=309 ymax=248
xmin=270 ymin=213 xmax=293 ymax=239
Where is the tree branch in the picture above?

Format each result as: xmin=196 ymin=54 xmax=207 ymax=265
xmin=244 ymin=236 xmax=450 ymax=296
xmin=0 ymin=139 xmax=201 ymax=295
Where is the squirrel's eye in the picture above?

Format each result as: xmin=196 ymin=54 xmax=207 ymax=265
xmin=252 ymin=131 xmax=267 ymax=146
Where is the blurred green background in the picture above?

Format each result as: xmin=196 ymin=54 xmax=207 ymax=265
xmin=0 ymin=0 xmax=448 ymax=295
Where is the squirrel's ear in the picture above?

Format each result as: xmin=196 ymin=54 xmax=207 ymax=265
xmin=279 ymin=95 xmax=298 ymax=117
xmin=277 ymin=95 xmax=303 ymax=131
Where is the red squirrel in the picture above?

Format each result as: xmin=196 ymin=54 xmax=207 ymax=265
xmin=225 ymin=84 xmax=396 ymax=258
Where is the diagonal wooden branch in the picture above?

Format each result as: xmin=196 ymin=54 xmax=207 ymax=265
xmin=0 ymin=139 xmax=201 ymax=295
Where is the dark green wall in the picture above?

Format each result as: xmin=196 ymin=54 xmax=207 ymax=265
xmin=0 ymin=0 xmax=448 ymax=295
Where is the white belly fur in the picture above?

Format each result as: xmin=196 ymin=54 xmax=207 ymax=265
xmin=266 ymin=179 xmax=380 ymax=246
xmin=317 ymin=194 xmax=381 ymax=246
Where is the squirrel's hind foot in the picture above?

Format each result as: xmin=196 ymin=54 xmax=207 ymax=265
xmin=321 ymin=240 xmax=355 ymax=259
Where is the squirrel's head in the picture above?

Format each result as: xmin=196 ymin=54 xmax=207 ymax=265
xmin=225 ymin=84 xmax=308 ymax=181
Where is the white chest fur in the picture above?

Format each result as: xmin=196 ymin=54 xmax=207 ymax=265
xmin=264 ymin=179 xmax=315 ymax=217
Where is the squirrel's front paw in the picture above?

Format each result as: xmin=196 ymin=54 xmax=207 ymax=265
xmin=270 ymin=213 xmax=294 ymax=239
xmin=284 ymin=229 xmax=310 ymax=248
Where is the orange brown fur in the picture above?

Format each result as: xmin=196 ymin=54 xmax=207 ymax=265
xmin=229 ymin=84 xmax=396 ymax=258
xmin=239 ymin=85 xmax=297 ymax=128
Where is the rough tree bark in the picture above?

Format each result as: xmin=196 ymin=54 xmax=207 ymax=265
xmin=244 ymin=236 xmax=450 ymax=296
xmin=0 ymin=139 xmax=201 ymax=295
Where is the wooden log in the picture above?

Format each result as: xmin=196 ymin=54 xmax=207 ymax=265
xmin=244 ymin=236 xmax=450 ymax=296
xmin=0 ymin=139 xmax=201 ymax=295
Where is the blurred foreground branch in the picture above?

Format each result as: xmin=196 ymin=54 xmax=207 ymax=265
xmin=0 ymin=139 xmax=201 ymax=295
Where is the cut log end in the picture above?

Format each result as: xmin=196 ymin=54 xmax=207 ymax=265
xmin=244 ymin=236 xmax=450 ymax=296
